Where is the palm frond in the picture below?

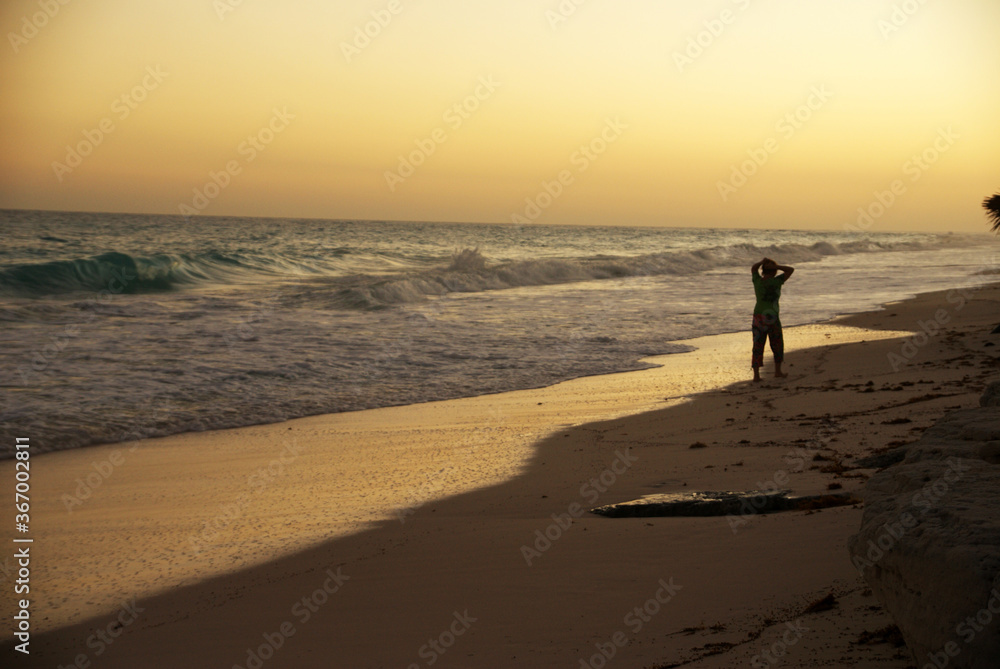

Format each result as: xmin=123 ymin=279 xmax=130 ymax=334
xmin=984 ymin=193 xmax=1000 ymax=232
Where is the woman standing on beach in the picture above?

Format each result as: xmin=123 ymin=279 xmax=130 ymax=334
xmin=751 ymin=257 xmax=794 ymax=382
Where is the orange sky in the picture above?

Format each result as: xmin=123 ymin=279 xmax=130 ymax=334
xmin=1 ymin=0 xmax=998 ymax=232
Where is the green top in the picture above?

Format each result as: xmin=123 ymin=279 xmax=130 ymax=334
xmin=752 ymin=273 xmax=787 ymax=317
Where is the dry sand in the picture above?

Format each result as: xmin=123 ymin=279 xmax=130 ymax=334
xmin=2 ymin=281 xmax=998 ymax=668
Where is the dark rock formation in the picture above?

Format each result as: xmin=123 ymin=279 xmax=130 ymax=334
xmin=981 ymin=381 xmax=1000 ymax=408
xmin=853 ymin=448 xmax=908 ymax=470
xmin=850 ymin=396 xmax=1000 ymax=668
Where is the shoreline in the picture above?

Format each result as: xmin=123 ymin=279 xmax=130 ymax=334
xmin=0 ymin=300 xmax=948 ymax=462
xmin=4 ymin=241 xmax=994 ymax=461
xmin=3 ymin=281 xmax=998 ymax=667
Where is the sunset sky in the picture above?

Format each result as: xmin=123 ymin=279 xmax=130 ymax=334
xmin=1 ymin=0 xmax=998 ymax=232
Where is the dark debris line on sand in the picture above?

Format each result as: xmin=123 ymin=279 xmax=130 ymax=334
xmin=589 ymin=490 xmax=860 ymax=518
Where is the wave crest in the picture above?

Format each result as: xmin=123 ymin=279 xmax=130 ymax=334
xmin=0 ymin=251 xmax=286 ymax=297
xmin=302 ymin=238 xmax=941 ymax=310
xmin=0 ymin=236 xmax=950 ymax=303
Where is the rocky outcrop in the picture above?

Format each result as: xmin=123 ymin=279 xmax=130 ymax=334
xmin=981 ymin=381 xmax=1000 ymax=407
xmin=850 ymin=394 xmax=1000 ymax=668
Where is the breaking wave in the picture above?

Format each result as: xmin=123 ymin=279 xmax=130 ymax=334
xmin=0 ymin=237 xmax=948 ymax=305
xmin=310 ymin=238 xmax=944 ymax=309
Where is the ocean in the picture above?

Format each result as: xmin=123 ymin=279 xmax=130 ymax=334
xmin=1 ymin=209 xmax=996 ymax=457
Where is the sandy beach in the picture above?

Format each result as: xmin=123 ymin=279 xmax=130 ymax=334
xmin=4 ymin=280 xmax=998 ymax=668
xmin=5 ymin=2 xmax=999 ymax=666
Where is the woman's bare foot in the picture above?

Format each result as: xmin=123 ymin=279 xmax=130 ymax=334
xmin=774 ymin=371 xmax=788 ymax=378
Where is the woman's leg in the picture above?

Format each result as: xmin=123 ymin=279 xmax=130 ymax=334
xmin=768 ymin=318 xmax=786 ymax=376
xmin=751 ymin=315 xmax=767 ymax=375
